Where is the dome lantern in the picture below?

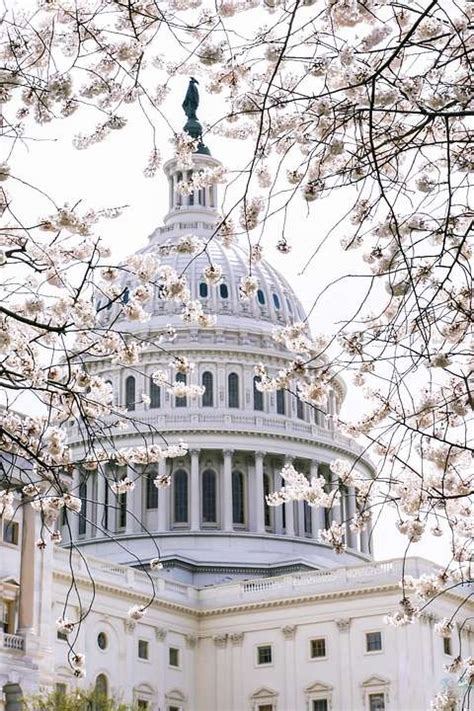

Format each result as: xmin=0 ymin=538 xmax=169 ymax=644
xmin=163 ymin=79 xmax=220 ymax=226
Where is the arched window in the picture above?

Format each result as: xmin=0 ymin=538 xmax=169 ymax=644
xmin=297 ymin=397 xmax=305 ymax=420
xmin=257 ymin=289 xmax=266 ymax=305
xmin=173 ymin=469 xmax=188 ymax=523
xmin=253 ymin=376 xmax=264 ymax=411
xmin=263 ymin=473 xmax=271 ymax=529
xmin=202 ymin=371 xmax=213 ymax=407
xmin=175 ymin=372 xmax=187 ymax=408
xmin=146 ymin=471 xmax=158 ymax=509
xmin=228 ymin=373 xmax=239 ymax=408
xmin=276 ymin=389 xmax=286 ymax=415
xmin=125 ymin=375 xmax=136 ymax=411
xmin=95 ymin=674 xmax=108 ymax=710
xmin=220 ymin=283 xmax=229 ymax=299
xmin=232 ymin=471 xmax=245 ymax=525
xmin=199 ymin=282 xmax=208 ymax=298
xmin=273 ymin=293 xmax=281 ymax=310
xmin=150 ymin=380 xmax=161 ymax=409
xmin=202 ymin=469 xmax=217 ymax=524
xmin=78 ymin=477 xmax=87 ymax=535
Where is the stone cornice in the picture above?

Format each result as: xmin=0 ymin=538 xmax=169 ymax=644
xmin=50 ymin=570 xmax=409 ymax=619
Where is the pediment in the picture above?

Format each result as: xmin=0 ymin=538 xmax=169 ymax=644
xmin=306 ymin=681 xmax=333 ymax=694
xmin=166 ymin=689 xmax=186 ymax=703
xmin=251 ymin=687 xmax=278 ymax=700
xmin=361 ymin=676 xmax=390 ymax=688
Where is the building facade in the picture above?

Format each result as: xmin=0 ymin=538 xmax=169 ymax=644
xmin=0 ymin=91 xmax=470 ymax=710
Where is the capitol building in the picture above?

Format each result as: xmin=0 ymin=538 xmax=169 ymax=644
xmin=0 ymin=88 xmax=471 ymax=711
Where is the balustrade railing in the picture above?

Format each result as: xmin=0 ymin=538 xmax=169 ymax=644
xmin=2 ymin=633 xmax=24 ymax=651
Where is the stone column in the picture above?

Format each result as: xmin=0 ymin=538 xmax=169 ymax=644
xmin=214 ymin=634 xmax=230 ymax=710
xmin=190 ymin=449 xmax=200 ymax=531
xmin=296 ymin=501 xmax=305 ymax=537
xmin=247 ymin=456 xmax=257 ymax=531
xmin=255 ymin=452 xmax=265 ymax=534
xmin=282 ymin=626 xmax=297 ymax=710
xmin=132 ymin=468 xmax=143 ymax=533
xmin=360 ymin=526 xmax=369 ymax=554
xmin=336 ymin=618 xmax=352 ymax=710
xmin=155 ymin=627 xmax=168 ymax=711
xmin=310 ymin=460 xmax=324 ymax=539
xmin=230 ymin=633 xmax=244 ymax=709
xmin=125 ymin=467 xmax=134 ymax=535
xmin=222 ymin=450 xmax=233 ymax=532
xmin=157 ymin=460 xmax=169 ymax=532
xmin=272 ymin=467 xmax=283 ymax=535
xmin=18 ymin=499 xmax=35 ymax=632
xmin=346 ymin=486 xmax=357 ymax=549
xmin=97 ymin=469 xmax=106 ymax=534
xmin=284 ymin=458 xmax=295 ymax=537
xmin=330 ymin=468 xmax=343 ymax=526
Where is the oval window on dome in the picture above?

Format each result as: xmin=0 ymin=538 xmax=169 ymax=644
xmin=273 ymin=293 xmax=281 ymax=309
xmin=97 ymin=632 xmax=107 ymax=650
xmin=199 ymin=282 xmax=208 ymax=298
xmin=220 ymin=283 xmax=229 ymax=299
xmin=122 ymin=286 xmax=130 ymax=304
xmin=257 ymin=289 xmax=266 ymax=305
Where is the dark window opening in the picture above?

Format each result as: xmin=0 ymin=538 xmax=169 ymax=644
xmin=125 ymin=375 xmax=136 ymax=411
xmin=202 ymin=469 xmax=217 ymax=524
xmin=174 ymin=470 xmax=188 ymax=523
xmin=276 ymin=389 xmax=285 ymax=415
xmin=253 ymin=376 xmax=264 ymax=411
xmin=175 ymin=372 xmax=187 ymax=408
xmin=202 ymin=371 xmax=213 ymax=407
xmin=150 ymin=381 xmax=161 ymax=409
xmin=146 ymin=471 xmax=158 ymax=509
xmin=232 ymin=471 xmax=245 ymax=525
xmin=228 ymin=373 xmax=239 ymax=408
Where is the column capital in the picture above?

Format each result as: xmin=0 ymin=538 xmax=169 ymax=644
xmin=213 ymin=633 xmax=228 ymax=648
xmin=189 ymin=448 xmax=200 ymax=457
xmin=223 ymin=449 xmax=234 ymax=457
xmin=335 ymin=617 xmax=351 ymax=632
xmin=281 ymin=625 xmax=296 ymax=640
xmin=185 ymin=634 xmax=197 ymax=649
xmin=229 ymin=632 xmax=244 ymax=646
xmin=255 ymin=451 xmax=266 ymax=460
xmin=155 ymin=626 xmax=167 ymax=642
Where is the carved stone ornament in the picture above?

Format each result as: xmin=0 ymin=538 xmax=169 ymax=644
xmin=124 ymin=619 xmax=136 ymax=633
xmin=154 ymin=627 xmax=167 ymax=642
xmin=335 ymin=618 xmax=351 ymax=632
xmin=229 ymin=632 xmax=244 ymax=646
xmin=281 ymin=625 xmax=297 ymax=640
xmin=185 ymin=634 xmax=197 ymax=649
xmin=213 ymin=633 xmax=228 ymax=648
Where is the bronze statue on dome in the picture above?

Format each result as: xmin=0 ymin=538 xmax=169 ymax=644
xmin=182 ymin=78 xmax=210 ymax=156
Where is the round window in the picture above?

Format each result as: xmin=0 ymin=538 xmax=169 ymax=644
xmin=97 ymin=632 xmax=107 ymax=650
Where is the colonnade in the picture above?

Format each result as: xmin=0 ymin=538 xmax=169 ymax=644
xmin=71 ymin=450 xmax=372 ymax=556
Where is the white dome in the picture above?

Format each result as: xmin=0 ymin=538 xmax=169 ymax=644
xmin=135 ymin=229 xmax=307 ymax=333
xmin=68 ymin=149 xmax=372 ymax=585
